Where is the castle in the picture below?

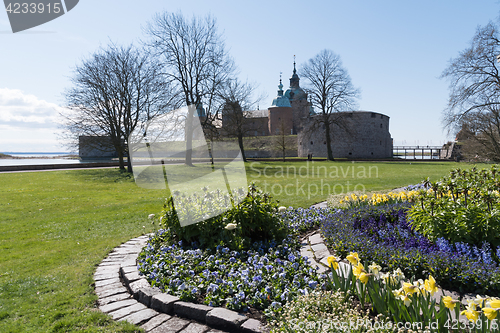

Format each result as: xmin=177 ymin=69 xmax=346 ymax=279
xmin=79 ymin=62 xmax=393 ymax=160
xmin=220 ymin=61 xmax=393 ymax=159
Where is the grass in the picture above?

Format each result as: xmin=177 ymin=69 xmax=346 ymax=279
xmin=246 ymin=160 xmax=468 ymax=207
xmin=0 ymin=169 xmax=164 ymax=332
xmin=0 ymin=161 xmax=471 ymax=331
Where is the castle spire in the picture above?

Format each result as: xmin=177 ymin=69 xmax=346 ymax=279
xmin=278 ymin=72 xmax=284 ymax=96
xmin=290 ymin=56 xmax=299 ymax=88
xmin=271 ymin=73 xmax=291 ymax=108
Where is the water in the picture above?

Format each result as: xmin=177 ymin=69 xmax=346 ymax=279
xmin=4 ymin=152 xmax=75 ymax=158
xmin=393 ymin=154 xmax=440 ymax=160
xmin=0 ymin=152 xmax=115 ymax=167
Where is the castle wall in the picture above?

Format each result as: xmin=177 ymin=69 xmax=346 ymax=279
xmin=297 ymin=111 xmax=392 ymax=159
xmin=290 ymin=99 xmax=309 ymax=134
xmin=268 ymin=107 xmax=293 ymax=135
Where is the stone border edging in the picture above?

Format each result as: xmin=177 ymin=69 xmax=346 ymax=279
xmin=95 ymin=235 xmax=268 ymax=333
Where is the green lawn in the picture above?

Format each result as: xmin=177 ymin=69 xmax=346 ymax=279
xmin=0 ymin=161 xmax=471 ymax=331
xmin=246 ymin=160 xmax=468 ymax=207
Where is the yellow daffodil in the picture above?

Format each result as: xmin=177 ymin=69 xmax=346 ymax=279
xmin=346 ymin=252 xmax=359 ymax=265
xmin=327 ymin=256 xmax=339 ymax=270
xmin=419 ymin=286 xmax=428 ymax=296
xmin=352 ymin=262 xmax=365 ymax=277
xmin=392 ymin=268 xmax=405 ymax=280
xmin=474 ymin=295 xmax=486 ymax=308
xmin=461 ymin=303 xmax=479 ymax=322
xmin=442 ymin=296 xmax=459 ymax=309
xmin=483 ymin=308 xmax=498 ymax=321
xmin=403 ymin=282 xmax=419 ymax=295
xmin=392 ymin=288 xmax=404 ymax=297
xmin=399 ymin=294 xmax=412 ymax=307
xmin=488 ymin=298 xmax=500 ymax=309
xmin=424 ymin=275 xmax=438 ymax=295
xmin=358 ymin=272 xmax=370 ymax=284
xmin=368 ymin=262 xmax=381 ymax=275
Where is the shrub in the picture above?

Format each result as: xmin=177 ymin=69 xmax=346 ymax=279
xmin=157 ymin=184 xmax=288 ymax=251
xmin=409 ymin=166 xmax=500 ymax=247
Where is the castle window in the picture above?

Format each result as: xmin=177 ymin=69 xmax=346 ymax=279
xmin=380 ymin=124 xmax=383 ymax=128
xmin=310 ymin=141 xmax=313 ymax=145
xmin=349 ymin=152 xmax=352 ymax=155
xmin=299 ymin=142 xmax=302 ymax=145
xmin=371 ymin=113 xmax=376 ymax=118
xmin=380 ymin=115 xmax=383 ymax=119
xmin=371 ymin=152 xmax=373 ymax=155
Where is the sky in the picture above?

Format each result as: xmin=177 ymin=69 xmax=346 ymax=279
xmin=0 ymin=0 xmax=499 ymax=152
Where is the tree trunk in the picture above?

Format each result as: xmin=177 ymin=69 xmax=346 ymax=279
xmin=127 ymin=151 xmax=133 ymax=173
xmin=324 ymin=119 xmax=335 ymax=161
xmin=117 ymin=148 xmax=125 ymax=170
xmin=237 ymin=134 xmax=247 ymax=162
xmin=185 ymin=107 xmax=194 ymax=167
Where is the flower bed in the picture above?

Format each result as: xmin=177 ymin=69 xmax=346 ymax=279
xmin=137 ymin=189 xmax=329 ymax=317
xmin=321 ymin=203 xmax=500 ymax=295
xmin=138 ymin=236 xmax=324 ymax=315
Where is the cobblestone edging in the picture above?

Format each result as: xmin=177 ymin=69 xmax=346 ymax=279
xmin=95 ymin=235 xmax=268 ymax=333
xmin=94 ymin=230 xmax=334 ymax=332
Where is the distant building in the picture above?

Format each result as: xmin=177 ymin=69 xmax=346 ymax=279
xmin=79 ymin=136 xmax=120 ymax=159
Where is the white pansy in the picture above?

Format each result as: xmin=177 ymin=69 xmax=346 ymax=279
xmin=225 ymin=223 xmax=237 ymax=230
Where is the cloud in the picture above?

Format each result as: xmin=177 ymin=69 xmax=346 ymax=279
xmin=0 ymin=88 xmax=63 ymax=129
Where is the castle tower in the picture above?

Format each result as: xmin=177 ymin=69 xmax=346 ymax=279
xmin=284 ymin=57 xmax=310 ymax=134
xmin=268 ymin=76 xmax=293 ymax=135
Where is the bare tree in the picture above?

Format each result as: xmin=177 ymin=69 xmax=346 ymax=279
xmin=456 ymin=104 xmax=500 ymax=161
xmin=441 ymin=20 xmax=500 ymax=160
xmin=301 ymin=49 xmax=360 ymax=160
xmin=145 ymin=12 xmax=235 ymax=166
xmin=272 ymin=118 xmax=296 ymax=161
xmin=62 ymin=43 xmax=173 ymax=172
xmin=219 ymin=79 xmax=262 ymax=162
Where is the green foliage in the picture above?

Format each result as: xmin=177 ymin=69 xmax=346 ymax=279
xmin=157 ymin=183 xmax=288 ymax=250
xmin=409 ymin=166 xmax=500 ymax=246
